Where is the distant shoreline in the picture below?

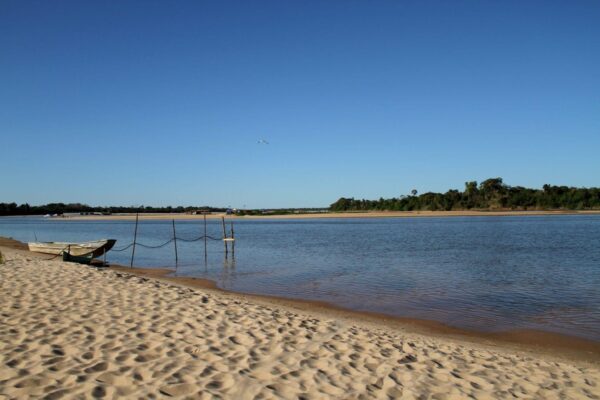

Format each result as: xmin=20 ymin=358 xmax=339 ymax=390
xmin=42 ymin=209 xmax=600 ymax=221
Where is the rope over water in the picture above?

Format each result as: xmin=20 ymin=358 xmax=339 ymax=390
xmin=111 ymin=235 xmax=223 ymax=252
xmin=45 ymin=217 xmax=237 ymax=267
xmin=44 ymin=233 xmax=222 ymax=258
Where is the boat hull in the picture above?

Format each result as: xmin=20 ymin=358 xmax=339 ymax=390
xmin=62 ymin=252 xmax=92 ymax=264
xmin=28 ymin=239 xmax=116 ymax=257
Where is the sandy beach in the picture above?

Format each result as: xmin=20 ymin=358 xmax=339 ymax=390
xmin=59 ymin=209 xmax=600 ymax=221
xmin=1 ymin=244 xmax=599 ymax=399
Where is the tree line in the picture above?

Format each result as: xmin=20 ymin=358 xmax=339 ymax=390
xmin=3 ymin=178 xmax=599 ymax=216
xmin=330 ymin=178 xmax=600 ymax=212
xmin=0 ymin=203 xmax=226 ymax=216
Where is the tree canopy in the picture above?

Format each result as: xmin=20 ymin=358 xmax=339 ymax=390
xmin=0 ymin=203 xmax=226 ymax=217
xmin=330 ymin=178 xmax=600 ymax=212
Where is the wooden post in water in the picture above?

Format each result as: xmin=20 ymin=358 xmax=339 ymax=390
xmin=221 ymin=216 xmax=228 ymax=257
xmin=130 ymin=213 xmax=139 ymax=268
xmin=203 ymin=214 xmax=207 ymax=260
xmin=172 ymin=219 xmax=178 ymax=269
xmin=230 ymin=221 xmax=235 ymax=256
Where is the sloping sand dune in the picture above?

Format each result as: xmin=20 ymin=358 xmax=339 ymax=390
xmin=1 ymin=248 xmax=599 ymax=399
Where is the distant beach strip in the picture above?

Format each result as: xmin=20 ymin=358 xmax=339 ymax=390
xmin=56 ymin=209 xmax=600 ymax=221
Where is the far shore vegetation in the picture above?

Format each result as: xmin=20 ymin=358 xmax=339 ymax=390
xmin=0 ymin=204 xmax=228 ymax=217
xmin=330 ymin=178 xmax=600 ymax=212
xmin=1 ymin=178 xmax=599 ymax=217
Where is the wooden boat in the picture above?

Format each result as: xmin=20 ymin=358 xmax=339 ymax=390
xmin=28 ymin=239 xmax=116 ymax=257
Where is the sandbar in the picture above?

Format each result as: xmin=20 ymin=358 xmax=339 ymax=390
xmin=54 ymin=209 xmax=600 ymax=221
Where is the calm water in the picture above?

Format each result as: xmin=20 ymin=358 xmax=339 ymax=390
xmin=2 ymin=216 xmax=600 ymax=340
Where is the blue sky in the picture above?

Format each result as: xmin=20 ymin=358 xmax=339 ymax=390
xmin=1 ymin=1 xmax=599 ymax=208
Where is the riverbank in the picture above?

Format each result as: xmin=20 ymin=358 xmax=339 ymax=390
xmin=1 ymin=244 xmax=599 ymax=398
xmin=3 ymin=236 xmax=600 ymax=360
xmin=40 ymin=209 xmax=600 ymax=221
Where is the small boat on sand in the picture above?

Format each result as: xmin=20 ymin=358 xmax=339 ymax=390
xmin=28 ymin=239 xmax=116 ymax=258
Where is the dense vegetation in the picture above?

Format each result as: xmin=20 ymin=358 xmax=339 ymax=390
xmin=0 ymin=203 xmax=226 ymax=216
xmin=330 ymin=178 xmax=600 ymax=212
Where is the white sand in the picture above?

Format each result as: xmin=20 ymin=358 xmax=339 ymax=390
xmin=66 ymin=209 xmax=600 ymax=221
xmin=1 ymin=248 xmax=599 ymax=399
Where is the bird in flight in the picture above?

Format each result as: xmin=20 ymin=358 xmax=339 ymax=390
xmin=257 ymin=139 xmax=269 ymax=145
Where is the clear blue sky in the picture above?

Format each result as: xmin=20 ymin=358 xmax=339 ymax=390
xmin=1 ymin=1 xmax=599 ymax=208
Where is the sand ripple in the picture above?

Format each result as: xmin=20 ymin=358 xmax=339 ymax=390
xmin=1 ymin=250 xmax=599 ymax=399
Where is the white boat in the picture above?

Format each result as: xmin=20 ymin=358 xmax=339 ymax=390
xmin=28 ymin=239 xmax=116 ymax=257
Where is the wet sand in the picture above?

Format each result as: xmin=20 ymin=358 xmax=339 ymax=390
xmin=61 ymin=209 xmax=600 ymax=221
xmin=110 ymin=265 xmax=600 ymax=363
xmin=1 ymin=243 xmax=600 ymax=398
xmin=4 ymin=235 xmax=600 ymax=361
